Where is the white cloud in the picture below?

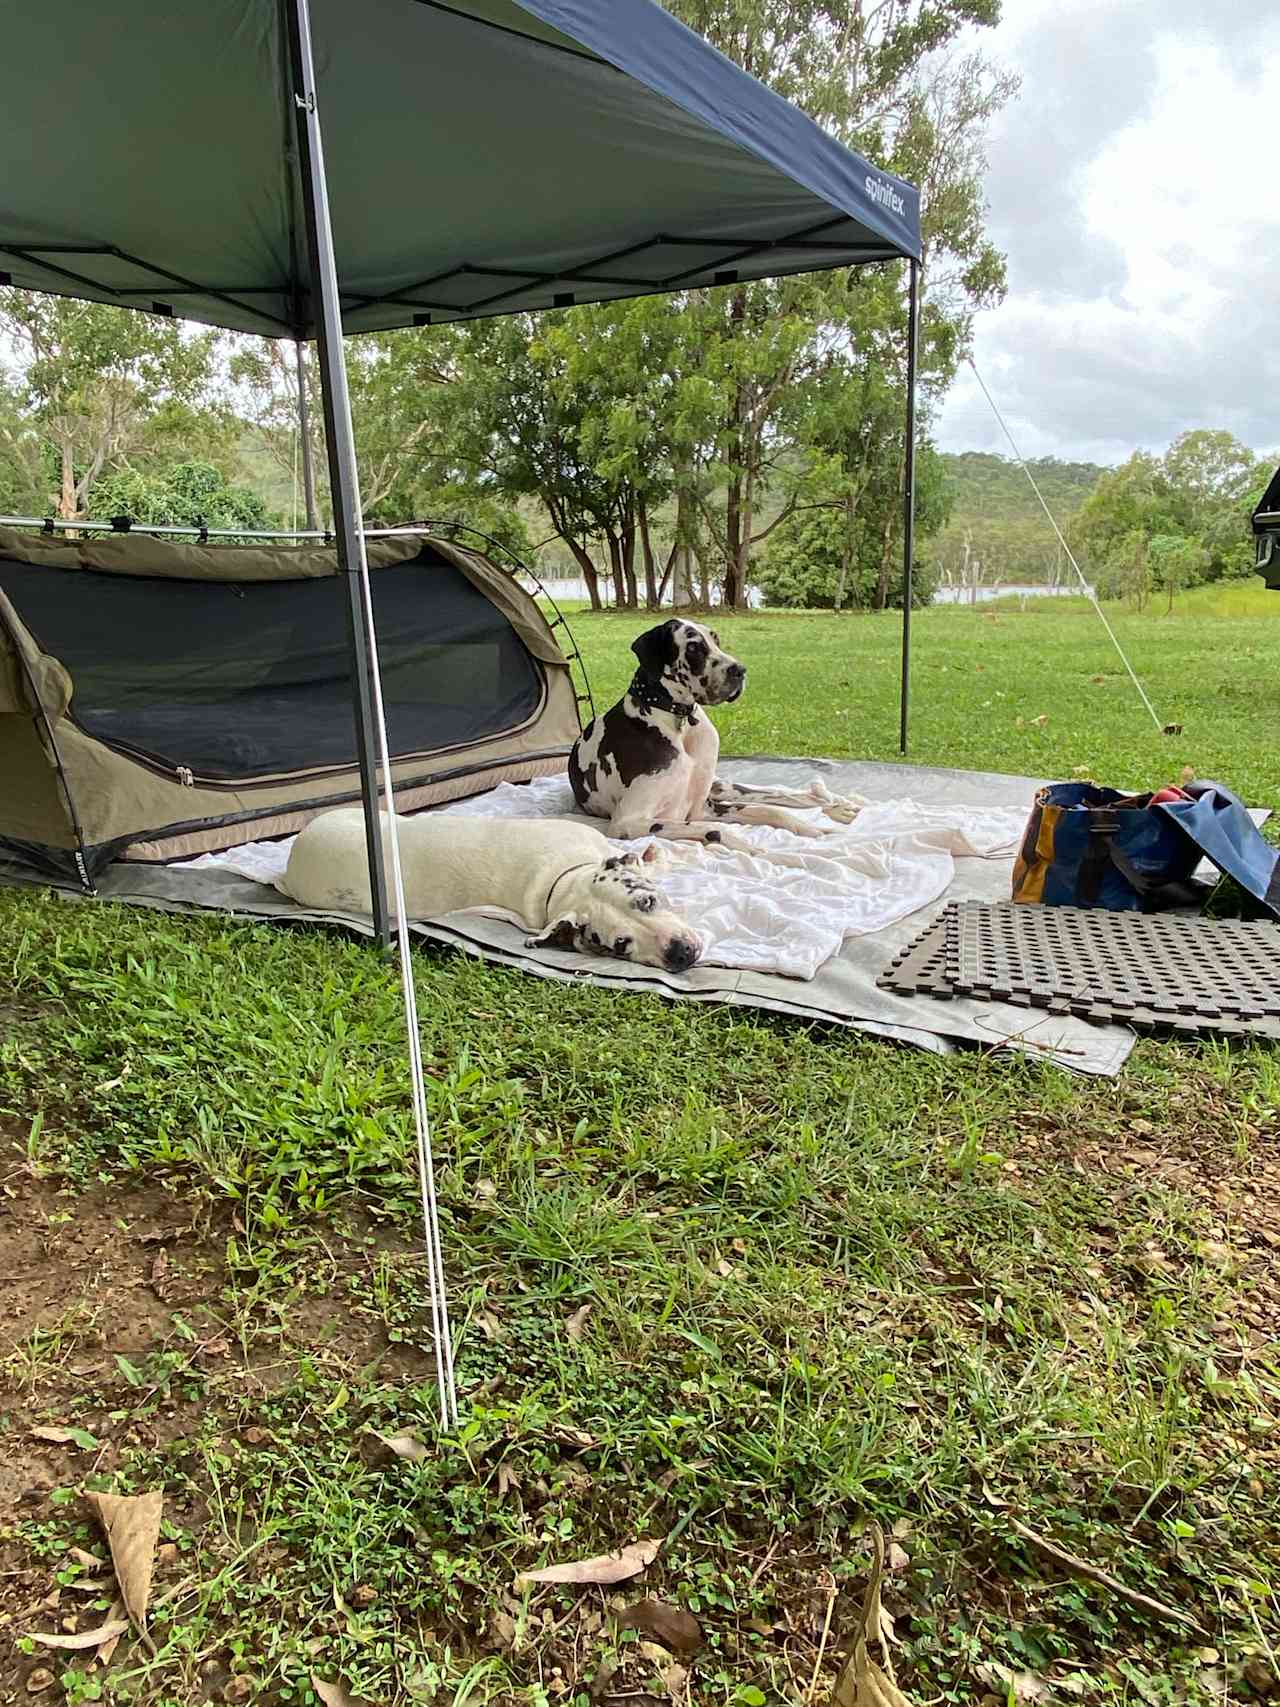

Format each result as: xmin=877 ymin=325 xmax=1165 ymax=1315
xmin=935 ymin=0 xmax=1280 ymax=466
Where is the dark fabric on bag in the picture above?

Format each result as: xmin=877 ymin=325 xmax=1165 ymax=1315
xmin=1012 ymin=783 xmax=1202 ymax=912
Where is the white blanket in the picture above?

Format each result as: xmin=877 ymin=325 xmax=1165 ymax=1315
xmin=177 ymin=777 xmax=1024 ymax=982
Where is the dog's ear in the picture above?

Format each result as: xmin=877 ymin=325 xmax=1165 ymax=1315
xmin=639 ymin=842 xmax=662 ymax=865
xmin=526 ymin=914 xmax=584 ymax=952
xmin=631 ymin=620 xmax=678 ymax=676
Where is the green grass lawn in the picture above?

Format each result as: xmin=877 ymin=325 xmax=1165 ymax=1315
xmin=1 ymin=597 xmax=1277 ymax=1706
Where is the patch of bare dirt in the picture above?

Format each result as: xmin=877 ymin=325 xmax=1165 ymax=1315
xmin=0 ymin=1154 xmax=435 ymax=1701
xmin=1008 ymin=1087 xmax=1280 ymax=1361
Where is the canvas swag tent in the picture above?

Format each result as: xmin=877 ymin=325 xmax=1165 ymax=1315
xmin=0 ymin=525 xmax=579 ymax=881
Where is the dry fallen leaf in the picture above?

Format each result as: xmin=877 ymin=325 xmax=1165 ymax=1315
xmin=30 ymin=1426 xmax=98 ymax=1450
xmin=662 ymin=1661 xmax=689 ymax=1704
xmin=496 ymin=1462 xmax=521 ymax=1500
xmin=516 ymin=1536 xmax=662 ymax=1588
xmin=976 ymin=1662 xmax=1051 ymax=1704
xmin=373 ymin=1429 xmax=430 ymax=1463
xmin=886 ymin=1542 xmax=910 ymax=1573
xmin=150 ymin=1248 xmax=171 ymax=1299
xmin=26 ymin=1618 xmax=130 ymax=1651
xmin=24 ymin=1669 xmax=55 ymax=1695
xmin=549 ymin=1425 xmax=598 ymax=1451
xmin=619 ymin=1599 xmax=703 ymax=1657
xmin=68 ymin=1547 xmax=106 ymax=1569
xmin=85 ymin=1489 xmax=163 ymax=1634
xmin=489 ymin=1610 xmax=518 ymax=1650
xmin=311 ymin=1677 xmax=365 ymax=1707
xmin=96 ymin=1598 xmax=127 ymax=1666
xmin=566 ymin=1304 xmax=593 ymax=1341
xmin=833 ymin=1525 xmax=912 ymax=1707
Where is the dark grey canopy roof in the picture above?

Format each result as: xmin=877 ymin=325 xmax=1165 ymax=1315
xmin=0 ymin=0 xmax=921 ymax=338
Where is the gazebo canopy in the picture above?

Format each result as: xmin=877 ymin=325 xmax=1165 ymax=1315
xmin=2 ymin=0 xmax=926 ymax=1420
xmin=0 ymin=0 xmax=921 ymax=340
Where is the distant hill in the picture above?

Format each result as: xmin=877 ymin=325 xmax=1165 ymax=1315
xmin=939 ymin=451 xmax=1107 ymax=524
xmin=929 ymin=452 xmax=1110 ymax=589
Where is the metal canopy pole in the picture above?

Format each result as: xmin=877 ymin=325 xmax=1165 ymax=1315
xmin=294 ymin=337 xmax=320 ymax=533
xmin=280 ymin=0 xmax=457 ymax=1426
xmin=898 ymin=258 xmax=920 ymax=756
xmin=284 ymin=0 xmax=391 ymax=945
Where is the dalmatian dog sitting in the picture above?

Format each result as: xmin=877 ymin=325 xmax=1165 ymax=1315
xmin=569 ymin=619 xmax=864 ymax=846
xmin=280 ymin=808 xmax=705 ymax=972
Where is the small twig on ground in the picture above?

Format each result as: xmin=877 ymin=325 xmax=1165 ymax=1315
xmin=805 ymin=1571 xmax=838 ymax=1703
xmin=1009 ymin=1515 xmax=1202 ymax=1633
xmin=747 ymin=1535 xmax=782 ymax=1592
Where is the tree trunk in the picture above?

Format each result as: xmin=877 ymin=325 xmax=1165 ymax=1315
xmin=566 ymin=538 xmax=602 ymax=612
xmin=637 ymin=496 xmax=660 ymax=610
xmin=721 ymin=288 xmax=748 ymax=612
xmin=620 ymin=498 xmax=639 ymax=609
xmin=295 ymin=339 xmax=321 ymax=532
xmin=671 ymin=483 xmax=695 ymax=608
xmin=692 ymin=533 xmax=714 ymax=608
xmin=58 ymin=442 xmax=77 ymax=522
xmin=834 ymin=493 xmax=855 ymax=612
xmin=606 ymin=531 xmax=627 ymax=609
xmin=723 ymin=469 xmax=743 ymax=611
xmin=731 ymin=458 xmax=755 ymax=613
xmin=874 ymin=450 xmax=906 ymax=610
xmin=874 ymin=505 xmax=896 ymax=611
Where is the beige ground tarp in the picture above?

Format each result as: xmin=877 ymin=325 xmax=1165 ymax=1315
xmin=0 ymin=757 xmax=1140 ymax=1078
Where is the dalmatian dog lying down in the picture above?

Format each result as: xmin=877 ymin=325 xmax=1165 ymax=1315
xmin=569 ymin=618 xmax=865 ymax=845
xmin=279 ymin=807 xmax=705 ymax=973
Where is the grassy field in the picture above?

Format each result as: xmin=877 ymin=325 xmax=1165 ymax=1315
xmin=1 ymin=596 xmax=1277 ymax=1706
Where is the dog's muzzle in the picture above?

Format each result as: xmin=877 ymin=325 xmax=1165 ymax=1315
xmin=720 ymin=662 xmax=746 ymax=703
xmin=663 ymin=937 xmax=701 ymax=972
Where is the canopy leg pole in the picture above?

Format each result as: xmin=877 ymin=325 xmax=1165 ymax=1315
xmin=295 ymin=337 xmax=320 ymax=534
xmin=284 ymin=0 xmax=390 ymax=947
xmin=898 ymin=257 xmax=920 ymax=756
xmin=283 ymin=0 xmax=458 ymax=1429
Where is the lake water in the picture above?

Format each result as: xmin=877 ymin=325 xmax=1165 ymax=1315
xmin=535 ymin=578 xmax=1090 ymax=609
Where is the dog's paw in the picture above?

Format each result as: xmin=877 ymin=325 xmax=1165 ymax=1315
xmin=821 ymin=798 xmax=864 ymax=824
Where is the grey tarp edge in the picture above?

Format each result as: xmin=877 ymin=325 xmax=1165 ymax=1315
xmin=0 ymin=0 xmax=919 ymax=339
xmin=0 ymin=758 xmax=1139 ymax=1078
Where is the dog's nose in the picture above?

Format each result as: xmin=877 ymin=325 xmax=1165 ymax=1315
xmin=727 ymin=661 xmax=745 ymax=681
xmin=664 ymin=937 xmax=700 ymax=972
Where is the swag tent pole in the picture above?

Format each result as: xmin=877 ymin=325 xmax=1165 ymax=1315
xmin=899 ymin=257 xmax=920 ymax=756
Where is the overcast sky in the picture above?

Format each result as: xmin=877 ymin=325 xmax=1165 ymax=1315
xmin=933 ymin=0 xmax=1280 ymax=469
